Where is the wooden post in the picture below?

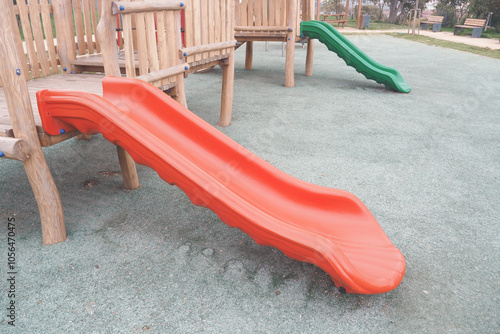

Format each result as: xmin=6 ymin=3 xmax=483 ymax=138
xmin=97 ymin=0 xmax=140 ymax=190
xmin=245 ymin=41 xmax=254 ymax=70
xmin=317 ymin=0 xmax=321 ymax=21
xmin=174 ymin=7 xmax=188 ymax=107
xmin=345 ymin=0 xmax=350 ymax=21
xmin=219 ymin=48 xmax=235 ymax=127
xmin=219 ymin=0 xmax=235 ymax=127
xmin=97 ymin=0 xmax=122 ymax=77
xmin=357 ymin=0 xmax=362 ymax=29
xmin=305 ymin=0 xmax=315 ymax=77
xmin=0 ymin=0 xmax=66 ymax=245
xmin=52 ymin=0 xmax=77 ymax=73
xmin=285 ymin=0 xmax=297 ymax=87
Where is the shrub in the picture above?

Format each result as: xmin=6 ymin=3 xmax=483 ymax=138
xmin=352 ymin=5 xmax=385 ymax=21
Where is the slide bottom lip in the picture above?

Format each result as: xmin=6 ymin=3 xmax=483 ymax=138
xmin=301 ymin=21 xmax=411 ymax=94
xmin=37 ymin=76 xmax=405 ymax=295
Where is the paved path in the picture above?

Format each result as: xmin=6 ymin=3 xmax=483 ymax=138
xmin=342 ymin=27 xmax=500 ymax=50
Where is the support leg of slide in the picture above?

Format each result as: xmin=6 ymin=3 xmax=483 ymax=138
xmin=117 ymin=146 xmax=140 ymax=190
xmin=305 ymin=38 xmax=314 ymax=77
xmin=174 ymin=75 xmax=188 ymax=108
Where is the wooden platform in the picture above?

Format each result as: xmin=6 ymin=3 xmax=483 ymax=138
xmin=73 ymin=52 xmax=230 ymax=75
xmin=72 ymin=52 xmax=131 ymax=74
xmin=235 ymin=34 xmax=304 ymax=42
xmin=0 ymin=73 xmax=105 ymax=145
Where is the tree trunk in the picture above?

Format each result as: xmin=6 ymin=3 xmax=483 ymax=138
xmin=388 ymin=0 xmax=399 ymax=23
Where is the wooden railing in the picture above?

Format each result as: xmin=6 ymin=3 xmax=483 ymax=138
xmin=0 ymin=0 xmax=101 ymax=86
xmin=98 ymin=0 xmax=236 ymax=126
xmin=107 ymin=0 xmax=186 ymax=93
xmin=183 ymin=0 xmax=235 ymax=65
xmin=72 ymin=0 xmax=102 ymax=55
xmin=235 ymin=0 xmax=302 ymax=35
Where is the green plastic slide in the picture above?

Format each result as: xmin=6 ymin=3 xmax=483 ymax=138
xmin=301 ymin=20 xmax=411 ymax=93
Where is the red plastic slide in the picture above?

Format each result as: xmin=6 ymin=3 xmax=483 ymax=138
xmin=37 ymin=77 xmax=405 ymax=294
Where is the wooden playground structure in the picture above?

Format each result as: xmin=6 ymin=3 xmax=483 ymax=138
xmin=235 ymin=0 xmax=314 ymax=87
xmin=0 ymin=0 xmax=365 ymax=245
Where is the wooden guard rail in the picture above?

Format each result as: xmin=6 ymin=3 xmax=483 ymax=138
xmin=235 ymin=0 xmax=301 ymax=35
xmin=136 ymin=63 xmax=190 ymax=84
xmin=183 ymin=0 xmax=235 ymax=64
xmin=111 ymin=0 xmax=185 ymax=14
xmin=180 ymin=40 xmax=238 ymax=58
xmin=106 ymin=0 xmax=186 ymax=99
xmin=101 ymin=0 xmax=236 ymax=126
xmin=0 ymin=0 xmax=101 ymax=87
xmin=235 ymin=26 xmax=293 ymax=31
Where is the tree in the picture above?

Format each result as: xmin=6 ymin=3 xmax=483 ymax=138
xmin=434 ymin=0 xmax=499 ymax=27
xmin=387 ymin=0 xmax=409 ymax=23
xmin=468 ymin=0 xmax=500 ymax=27
xmin=387 ymin=0 xmax=429 ymax=24
xmin=322 ymin=0 xmax=345 ymax=14
xmin=435 ymin=0 xmax=469 ymax=25
xmin=371 ymin=0 xmax=387 ymax=15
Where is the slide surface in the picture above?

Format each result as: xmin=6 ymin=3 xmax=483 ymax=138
xmin=301 ymin=20 xmax=411 ymax=93
xmin=37 ymin=77 xmax=405 ymax=294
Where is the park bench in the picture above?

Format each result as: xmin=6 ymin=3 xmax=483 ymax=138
xmin=454 ymin=18 xmax=487 ymax=38
xmin=419 ymin=16 xmax=444 ymax=32
xmin=320 ymin=14 xmax=347 ymax=28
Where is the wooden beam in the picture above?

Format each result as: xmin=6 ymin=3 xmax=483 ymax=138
xmin=180 ymin=40 xmax=237 ymax=58
xmin=0 ymin=0 xmax=66 ymax=245
xmin=0 ymin=137 xmax=30 ymax=161
xmin=136 ymin=63 xmax=190 ymax=83
xmin=235 ymin=34 xmax=288 ymax=41
xmin=235 ymin=25 xmax=292 ymax=31
xmin=37 ymin=129 xmax=80 ymax=147
xmin=112 ymin=0 xmax=184 ymax=15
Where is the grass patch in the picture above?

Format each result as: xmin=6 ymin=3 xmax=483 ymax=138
xmin=390 ymin=33 xmax=500 ymax=59
xmin=345 ymin=19 xmax=404 ymax=30
xmin=320 ymin=17 xmax=405 ymax=30
xmin=439 ymin=26 xmax=500 ymax=39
